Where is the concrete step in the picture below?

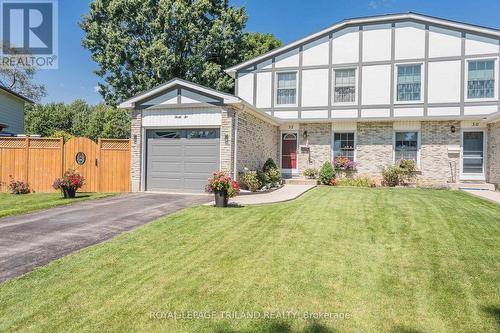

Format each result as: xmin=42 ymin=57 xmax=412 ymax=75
xmin=452 ymin=183 xmax=496 ymax=191
xmin=284 ymin=178 xmax=318 ymax=185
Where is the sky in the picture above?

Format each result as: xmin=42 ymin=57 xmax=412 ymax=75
xmin=37 ymin=0 xmax=500 ymax=105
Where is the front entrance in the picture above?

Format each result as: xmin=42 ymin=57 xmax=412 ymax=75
xmin=281 ymin=133 xmax=298 ymax=174
xmin=461 ymin=130 xmax=486 ymax=180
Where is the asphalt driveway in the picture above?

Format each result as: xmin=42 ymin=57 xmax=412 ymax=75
xmin=0 ymin=193 xmax=210 ymax=282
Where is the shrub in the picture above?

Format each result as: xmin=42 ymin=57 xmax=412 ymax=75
xmin=50 ymin=130 xmax=73 ymax=143
xmin=266 ymin=167 xmax=282 ymax=185
xmin=319 ymin=161 xmax=336 ymax=185
xmin=335 ymin=176 xmax=376 ymax=187
xmin=262 ymin=158 xmax=278 ymax=173
xmin=382 ymin=165 xmax=402 ymax=187
xmin=240 ymin=171 xmax=261 ymax=192
xmin=7 ymin=176 xmax=31 ymax=194
xmin=398 ymin=159 xmax=417 ymax=184
xmin=333 ymin=156 xmax=357 ymax=171
xmin=303 ymin=168 xmax=318 ymax=179
xmin=257 ymin=170 xmax=270 ymax=187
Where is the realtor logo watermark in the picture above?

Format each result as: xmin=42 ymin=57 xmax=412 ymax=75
xmin=0 ymin=0 xmax=58 ymax=68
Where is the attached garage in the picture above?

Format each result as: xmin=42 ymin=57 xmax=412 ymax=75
xmin=146 ymin=129 xmax=220 ymax=192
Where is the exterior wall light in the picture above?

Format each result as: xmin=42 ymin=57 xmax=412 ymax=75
xmin=450 ymin=125 xmax=456 ymax=133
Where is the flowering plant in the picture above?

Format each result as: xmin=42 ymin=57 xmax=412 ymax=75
xmin=205 ymin=171 xmax=240 ymax=198
xmin=334 ymin=156 xmax=357 ymax=171
xmin=7 ymin=176 xmax=31 ymax=194
xmin=53 ymin=169 xmax=85 ymax=190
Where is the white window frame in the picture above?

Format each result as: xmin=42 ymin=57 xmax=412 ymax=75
xmin=394 ymin=62 xmax=425 ymax=105
xmin=332 ymin=131 xmax=357 ymax=162
xmin=464 ymin=57 xmax=498 ymax=103
xmin=332 ymin=68 xmax=358 ymax=106
xmin=392 ymin=130 xmax=421 ymax=169
xmin=275 ymin=71 xmax=298 ymax=107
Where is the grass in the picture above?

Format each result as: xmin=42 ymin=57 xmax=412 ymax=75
xmin=0 ymin=187 xmax=499 ymax=332
xmin=0 ymin=192 xmax=115 ymax=218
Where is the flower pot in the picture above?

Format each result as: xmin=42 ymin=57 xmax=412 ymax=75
xmin=62 ymin=187 xmax=76 ymax=199
xmin=214 ymin=190 xmax=228 ymax=207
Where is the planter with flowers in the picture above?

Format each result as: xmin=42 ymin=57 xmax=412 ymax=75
xmin=53 ymin=169 xmax=85 ymax=199
xmin=333 ymin=156 xmax=357 ymax=178
xmin=205 ymin=171 xmax=240 ymax=207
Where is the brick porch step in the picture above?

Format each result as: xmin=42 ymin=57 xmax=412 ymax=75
xmin=284 ymin=178 xmax=318 ymax=185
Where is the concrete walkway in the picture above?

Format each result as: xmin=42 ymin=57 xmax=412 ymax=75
xmin=230 ymin=184 xmax=316 ymax=206
xmin=461 ymin=189 xmax=500 ymax=204
xmin=0 ymin=193 xmax=209 ymax=282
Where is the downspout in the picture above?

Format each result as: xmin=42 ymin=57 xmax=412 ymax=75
xmin=233 ymin=111 xmax=239 ymax=180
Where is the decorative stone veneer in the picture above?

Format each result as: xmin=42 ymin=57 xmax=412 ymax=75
xmin=130 ymin=109 xmax=142 ymax=192
xmin=487 ymin=122 xmax=500 ymax=188
xmin=236 ymin=111 xmax=279 ymax=172
xmin=356 ymin=122 xmax=393 ymax=175
xmin=297 ymin=123 xmax=332 ymax=172
xmin=420 ymin=121 xmax=461 ymax=183
xmin=220 ymin=108 xmax=234 ymax=172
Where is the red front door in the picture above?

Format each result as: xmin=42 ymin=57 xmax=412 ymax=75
xmin=281 ymin=133 xmax=297 ymax=169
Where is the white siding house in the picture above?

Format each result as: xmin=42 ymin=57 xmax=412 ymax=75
xmin=0 ymin=87 xmax=32 ymax=135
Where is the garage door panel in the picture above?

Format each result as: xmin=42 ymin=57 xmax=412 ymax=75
xmin=146 ymin=129 xmax=220 ymax=192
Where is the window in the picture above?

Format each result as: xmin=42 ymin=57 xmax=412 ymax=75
xmin=395 ymin=132 xmax=418 ymax=162
xmin=397 ymin=64 xmax=421 ymax=101
xmin=333 ymin=133 xmax=355 ymax=161
xmin=186 ymin=129 xmax=218 ymax=139
xmin=276 ymin=72 xmax=297 ymax=105
xmin=334 ymin=69 xmax=356 ymax=103
xmin=467 ymin=60 xmax=495 ymax=99
xmin=152 ymin=131 xmax=181 ymax=139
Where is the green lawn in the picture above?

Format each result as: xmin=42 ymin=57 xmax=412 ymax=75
xmin=0 ymin=192 xmax=115 ymax=218
xmin=0 ymin=188 xmax=499 ymax=332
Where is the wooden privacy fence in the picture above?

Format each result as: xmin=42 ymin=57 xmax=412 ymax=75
xmin=0 ymin=137 xmax=131 ymax=193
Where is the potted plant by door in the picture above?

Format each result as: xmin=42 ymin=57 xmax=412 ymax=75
xmin=205 ymin=171 xmax=240 ymax=207
xmin=53 ymin=169 xmax=85 ymax=199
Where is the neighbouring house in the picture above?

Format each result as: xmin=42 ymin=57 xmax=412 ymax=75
xmin=0 ymin=86 xmax=33 ymax=135
xmin=119 ymin=12 xmax=500 ymax=192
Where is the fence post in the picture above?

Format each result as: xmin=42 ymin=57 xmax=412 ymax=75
xmin=97 ymin=138 xmax=101 ymax=192
xmin=60 ymin=137 xmax=64 ymax=177
xmin=25 ymin=136 xmax=30 ymax=184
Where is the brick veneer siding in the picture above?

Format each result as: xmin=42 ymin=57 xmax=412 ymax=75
xmin=356 ymin=122 xmax=393 ymax=175
xmin=297 ymin=123 xmax=331 ymax=172
xmin=488 ymin=122 xmax=500 ymax=188
xmin=130 ymin=109 xmax=142 ymax=192
xmin=236 ymin=111 xmax=279 ymax=172
xmin=419 ymin=121 xmax=461 ymax=183
xmin=220 ymin=108 xmax=234 ymax=172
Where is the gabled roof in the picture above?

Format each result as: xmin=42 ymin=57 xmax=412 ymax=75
xmin=225 ymin=12 xmax=500 ymax=77
xmin=0 ymin=86 xmax=33 ymax=103
xmin=118 ymin=78 xmax=240 ymax=108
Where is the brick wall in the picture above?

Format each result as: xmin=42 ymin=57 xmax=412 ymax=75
xmin=297 ymin=123 xmax=331 ymax=172
xmin=356 ymin=122 xmax=393 ymax=175
xmin=220 ymin=108 xmax=234 ymax=172
xmin=236 ymin=111 xmax=279 ymax=172
xmin=488 ymin=122 xmax=500 ymax=187
xmin=420 ymin=121 xmax=461 ymax=183
xmin=130 ymin=109 xmax=142 ymax=192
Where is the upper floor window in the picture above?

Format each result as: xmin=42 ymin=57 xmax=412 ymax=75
xmin=334 ymin=69 xmax=356 ymax=103
xmin=396 ymin=64 xmax=421 ymax=102
xmin=395 ymin=132 xmax=419 ymax=163
xmin=467 ymin=60 xmax=495 ymax=99
xmin=276 ymin=72 xmax=297 ymax=105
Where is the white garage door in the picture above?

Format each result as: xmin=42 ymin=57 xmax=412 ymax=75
xmin=146 ymin=129 xmax=220 ymax=192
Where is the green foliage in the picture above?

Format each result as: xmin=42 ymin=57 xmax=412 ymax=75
xmin=263 ymin=158 xmax=279 ymax=173
xmin=382 ymin=160 xmax=417 ymax=187
xmin=24 ymin=101 xmax=130 ymax=140
xmin=336 ymin=176 xmax=376 ymax=187
xmin=319 ymin=161 xmax=336 ymax=185
xmin=80 ymin=0 xmax=282 ymax=105
xmin=240 ymin=171 xmax=261 ymax=192
xmin=50 ymin=130 xmax=73 ymax=143
xmin=241 ymin=32 xmax=282 ymax=61
xmin=303 ymin=168 xmax=319 ymax=179
xmin=266 ymin=167 xmax=282 ymax=184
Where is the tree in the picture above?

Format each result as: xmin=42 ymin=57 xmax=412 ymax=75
xmin=84 ymin=104 xmax=130 ymax=141
xmin=241 ymin=32 xmax=282 ymax=62
xmin=0 ymin=45 xmax=46 ymax=102
xmin=81 ymin=0 xmax=281 ymax=105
